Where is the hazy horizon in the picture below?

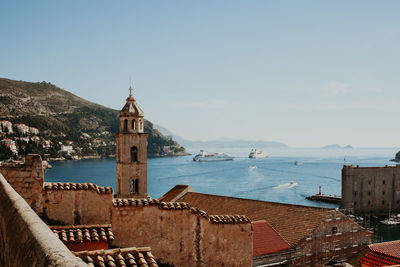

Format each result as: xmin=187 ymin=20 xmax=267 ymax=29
xmin=1 ymin=1 xmax=400 ymax=147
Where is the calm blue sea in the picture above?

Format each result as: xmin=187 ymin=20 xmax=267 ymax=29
xmin=44 ymin=146 xmax=400 ymax=242
xmin=45 ymin=146 xmax=398 ymax=207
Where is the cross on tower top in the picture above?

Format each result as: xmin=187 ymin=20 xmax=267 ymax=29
xmin=129 ymin=86 xmax=133 ymax=98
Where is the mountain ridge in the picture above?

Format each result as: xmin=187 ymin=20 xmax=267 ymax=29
xmin=153 ymin=124 xmax=288 ymax=148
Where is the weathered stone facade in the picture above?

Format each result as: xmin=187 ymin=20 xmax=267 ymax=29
xmin=0 ymin=154 xmax=44 ymax=212
xmin=116 ymin=87 xmax=148 ymax=198
xmin=41 ymin=183 xmax=113 ymax=225
xmin=341 ymin=164 xmax=400 ymax=215
xmin=0 ymin=173 xmax=86 ymax=267
xmin=111 ymin=200 xmax=253 ymax=267
xmin=292 ymin=213 xmax=372 ymax=266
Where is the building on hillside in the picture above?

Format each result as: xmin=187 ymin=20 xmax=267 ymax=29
xmin=31 ymin=136 xmax=40 ymax=143
xmin=15 ymin=124 xmax=29 ymax=135
xmin=42 ymin=139 xmax=51 ymax=148
xmin=160 ymin=185 xmax=373 ymax=266
xmin=29 ymin=127 xmax=39 ymax=135
xmin=359 ymin=240 xmax=400 ymax=266
xmin=1 ymin=138 xmax=17 ymax=154
xmin=341 ymin=164 xmax=400 ymax=215
xmin=60 ymin=145 xmax=74 ymax=156
xmin=19 ymin=137 xmax=30 ymax=143
xmin=0 ymin=120 xmax=13 ymax=134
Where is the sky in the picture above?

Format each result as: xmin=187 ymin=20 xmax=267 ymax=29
xmin=1 ymin=1 xmax=399 ymax=147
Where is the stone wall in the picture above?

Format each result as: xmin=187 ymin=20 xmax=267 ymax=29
xmin=293 ymin=213 xmax=372 ymax=266
xmin=111 ymin=200 xmax=253 ymax=267
xmin=41 ymin=183 xmax=113 ymax=225
xmin=0 ymin=154 xmax=43 ymax=212
xmin=0 ymin=173 xmax=87 ymax=267
xmin=342 ymin=165 xmax=400 ymax=214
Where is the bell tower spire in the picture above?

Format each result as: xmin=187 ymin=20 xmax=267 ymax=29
xmin=116 ymin=85 xmax=148 ymax=198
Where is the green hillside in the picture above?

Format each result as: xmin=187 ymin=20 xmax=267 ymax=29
xmin=0 ymin=78 xmax=187 ymax=160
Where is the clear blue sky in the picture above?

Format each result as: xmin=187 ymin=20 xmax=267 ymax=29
xmin=1 ymin=1 xmax=399 ymax=147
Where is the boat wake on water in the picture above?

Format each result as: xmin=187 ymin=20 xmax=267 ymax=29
xmin=248 ymin=165 xmax=258 ymax=170
xmin=274 ymin=181 xmax=297 ymax=189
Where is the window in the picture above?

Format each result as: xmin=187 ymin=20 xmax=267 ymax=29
xmin=383 ymin=191 xmax=385 ymax=195
xmin=130 ymin=179 xmax=135 ymax=193
xmin=368 ymin=201 xmax=371 ymax=205
xmin=382 ymin=200 xmax=385 ymax=205
xmin=132 ymin=119 xmax=136 ymax=130
xmin=124 ymin=119 xmax=128 ymax=132
xmin=130 ymin=179 xmax=139 ymax=194
xmin=354 ymin=201 xmax=357 ymax=206
xmin=131 ymin=146 xmax=138 ymax=162
xmin=354 ymin=191 xmax=357 ymax=196
xmin=383 ymin=180 xmax=385 ymax=184
xmin=135 ymin=179 xmax=139 ymax=194
xmin=368 ymin=180 xmax=371 ymax=185
xmin=332 ymin=227 xmax=338 ymax=234
xmin=397 ymin=200 xmax=399 ymax=205
xmin=368 ymin=191 xmax=371 ymax=196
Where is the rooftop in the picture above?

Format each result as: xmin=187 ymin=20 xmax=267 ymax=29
xmin=75 ymin=247 xmax=158 ymax=267
xmin=369 ymin=240 xmax=400 ymax=258
xmin=44 ymin=182 xmax=113 ymax=194
xmin=252 ymin=220 xmax=292 ymax=256
xmin=172 ymin=191 xmax=354 ymax=246
xmin=50 ymin=224 xmax=114 ymax=244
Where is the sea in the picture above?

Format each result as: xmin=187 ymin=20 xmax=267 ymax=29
xmin=44 ymin=146 xmax=400 ymax=242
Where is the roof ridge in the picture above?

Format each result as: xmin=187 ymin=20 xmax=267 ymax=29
xmin=50 ymin=224 xmax=112 ymax=230
xmin=183 ymin=192 xmax=333 ymax=211
xmin=43 ymin=182 xmax=113 ymax=194
xmin=113 ymin=198 xmax=250 ymax=224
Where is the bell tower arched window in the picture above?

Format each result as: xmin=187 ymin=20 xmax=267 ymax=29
xmin=130 ymin=179 xmax=134 ymax=193
xmin=131 ymin=146 xmax=138 ymax=162
xmin=124 ymin=119 xmax=128 ymax=132
xmin=135 ymin=179 xmax=139 ymax=194
xmin=130 ymin=178 xmax=139 ymax=194
xmin=132 ymin=119 xmax=136 ymax=130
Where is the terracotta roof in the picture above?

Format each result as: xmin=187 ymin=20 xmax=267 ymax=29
xmin=75 ymin=247 xmax=158 ymax=267
xmin=174 ymin=191 xmax=351 ymax=246
xmin=50 ymin=225 xmax=114 ymax=244
xmin=113 ymin=198 xmax=250 ymax=224
xmin=253 ymin=220 xmax=292 ymax=256
xmin=159 ymin=185 xmax=191 ymax=202
xmin=370 ymin=240 xmax=400 ymax=258
xmin=360 ymin=250 xmax=400 ymax=266
xmin=44 ymin=182 xmax=113 ymax=194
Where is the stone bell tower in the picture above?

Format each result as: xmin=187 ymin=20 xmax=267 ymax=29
xmin=116 ymin=86 xmax=148 ymax=198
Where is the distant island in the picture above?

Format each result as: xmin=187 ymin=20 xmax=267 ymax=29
xmin=323 ymin=144 xmax=353 ymax=149
xmin=154 ymin=124 xmax=288 ymax=148
xmin=0 ymin=78 xmax=188 ymax=161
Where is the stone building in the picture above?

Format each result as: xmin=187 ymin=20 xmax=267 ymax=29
xmin=116 ymin=86 xmax=148 ymax=198
xmin=161 ymin=185 xmax=373 ymax=266
xmin=341 ymin=164 xmax=400 ymax=215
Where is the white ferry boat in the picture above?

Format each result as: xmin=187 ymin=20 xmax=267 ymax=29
xmin=248 ymin=149 xmax=269 ymax=159
xmin=193 ymin=150 xmax=234 ymax=162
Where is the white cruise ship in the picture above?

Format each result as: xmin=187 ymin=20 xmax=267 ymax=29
xmin=193 ymin=150 xmax=234 ymax=162
xmin=248 ymin=149 xmax=269 ymax=159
